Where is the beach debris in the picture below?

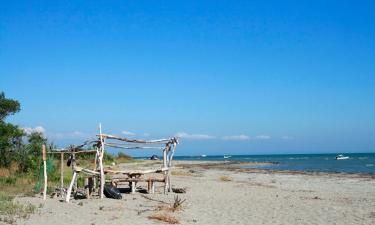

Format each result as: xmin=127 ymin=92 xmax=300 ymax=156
xmin=103 ymin=184 xmax=122 ymax=199
xmin=78 ymin=202 xmax=83 ymax=206
xmin=99 ymin=206 xmax=104 ymax=210
xmin=172 ymin=196 xmax=186 ymax=212
xmin=74 ymin=191 xmax=86 ymax=200
xmin=148 ymin=213 xmax=180 ymax=224
xmin=172 ymin=187 xmax=186 ymax=194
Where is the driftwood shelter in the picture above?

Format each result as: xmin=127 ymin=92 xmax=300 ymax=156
xmin=42 ymin=124 xmax=179 ymax=202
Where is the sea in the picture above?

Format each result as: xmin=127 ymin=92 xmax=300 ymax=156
xmin=172 ymin=153 xmax=375 ymax=174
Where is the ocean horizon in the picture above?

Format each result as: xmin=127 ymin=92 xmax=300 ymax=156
xmin=138 ymin=152 xmax=375 ymax=174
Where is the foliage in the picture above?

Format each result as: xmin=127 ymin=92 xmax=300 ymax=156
xmin=0 ymin=91 xmax=50 ymax=173
xmin=0 ymin=92 xmax=20 ymax=121
xmin=0 ymin=123 xmax=24 ymax=168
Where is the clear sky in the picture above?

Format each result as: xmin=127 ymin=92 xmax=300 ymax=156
xmin=1 ymin=1 xmax=374 ymax=156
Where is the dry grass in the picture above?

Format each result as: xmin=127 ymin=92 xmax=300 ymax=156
xmin=171 ymin=171 xmax=194 ymax=176
xmin=148 ymin=213 xmax=180 ymax=224
xmin=219 ymin=175 xmax=232 ymax=182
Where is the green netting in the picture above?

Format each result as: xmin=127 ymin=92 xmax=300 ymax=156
xmin=34 ymin=155 xmax=56 ymax=193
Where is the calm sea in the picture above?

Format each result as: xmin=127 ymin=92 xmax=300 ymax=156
xmin=172 ymin=153 xmax=375 ymax=174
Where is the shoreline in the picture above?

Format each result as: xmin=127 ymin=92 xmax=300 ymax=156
xmin=173 ymin=159 xmax=375 ymax=178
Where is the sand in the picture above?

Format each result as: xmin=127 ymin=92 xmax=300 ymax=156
xmin=15 ymin=160 xmax=375 ymax=225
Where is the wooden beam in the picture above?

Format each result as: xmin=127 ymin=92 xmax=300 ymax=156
xmin=99 ymin=133 xmax=176 ymax=144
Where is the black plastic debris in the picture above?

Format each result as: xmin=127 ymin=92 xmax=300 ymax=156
xmin=104 ymin=184 xmax=122 ymax=199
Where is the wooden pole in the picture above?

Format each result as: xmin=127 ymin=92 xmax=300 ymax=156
xmin=163 ymin=147 xmax=168 ymax=194
xmin=60 ymin=152 xmax=64 ymax=197
xmin=42 ymin=144 xmax=47 ymax=200
xmin=72 ymin=152 xmax=77 ymax=191
xmin=99 ymin=123 xmax=105 ymax=199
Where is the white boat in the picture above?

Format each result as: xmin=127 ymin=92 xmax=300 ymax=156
xmin=335 ymin=154 xmax=349 ymax=160
xmin=223 ymin=155 xmax=231 ymax=159
xmin=200 ymin=154 xmax=207 ymax=157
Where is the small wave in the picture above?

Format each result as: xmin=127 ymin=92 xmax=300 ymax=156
xmin=366 ymin=164 xmax=374 ymax=167
xmin=359 ymin=157 xmax=368 ymax=160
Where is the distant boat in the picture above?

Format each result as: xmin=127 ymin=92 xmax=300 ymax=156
xmin=336 ymin=154 xmax=349 ymax=160
xmin=223 ymin=155 xmax=231 ymax=159
xmin=201 ymin=154 xmax=207 ymax=157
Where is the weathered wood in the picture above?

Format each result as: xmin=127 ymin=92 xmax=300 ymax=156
xmin=99 ymin=133 xmax=175 ymax=144
xmin=88 ymin=177 xmax=94 ymax=197
xmin=84 ymin=178 xmax=89 ymax=199
xmin=104 ymin=143 xmax=164 ymax=150
xmin=104 ymin=167 xmax=169 ymax=175
xmin=65 ymin=171 xmax=77 ymax=203
xmin=42 ymin=145 xmax=47 ymax=200
xmin=47 ymin=150 xmax=97 ymax=154
xmin=72 ymin=152 xmax=77 ymax=191
xmin=74 ymin=166 xmax=100 ymax=176
xmin=99 ymin=123 xmax=105 ymax=199
xmin=60 ymin=152 xmax=64 ymax=198
xmin=131 ymin=181 xmax=136 ymax=194
xmin=109 ymin=177 xmax=165 ymax=183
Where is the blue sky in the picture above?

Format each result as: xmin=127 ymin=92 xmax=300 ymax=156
xmin=1 ymin=1 xmax=374 ymax=156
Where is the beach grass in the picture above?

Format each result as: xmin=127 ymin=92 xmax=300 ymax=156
xmin=171 ymin=171 xmax=194 ymax=176
xmin=219 ymin=175 xmax=232 ymax=182
xmin=0 ymin=192 xmax=36 ymax=224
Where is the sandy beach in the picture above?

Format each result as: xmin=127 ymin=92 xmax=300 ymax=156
xmin=16 ymin=160 xmax=375 ymax=225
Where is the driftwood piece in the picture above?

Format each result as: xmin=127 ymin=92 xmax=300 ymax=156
xmin=104 ymin=167 xmax=169 ymax=175
xmin=65 ymin=171 xmax=78 ymax=203
xmin=42 ymin=144 xmax=47 ymax=200
xmin=99 ymin=124 xmax=105 ymax=199
xmin=60 ymin=152 xmax=64 ymax=198
xmin=99 ymin=133 xmax=176 ymax=144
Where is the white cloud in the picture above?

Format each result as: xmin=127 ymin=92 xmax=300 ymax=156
xmin=176 ymin=132 xmax=216 ymax=140
xmin=121 ymin=130 xmax=136 ymax=136
xmin=47 ymin=131 xmax=92 ymax=140
xmin=281 ymin=136 xmax=294 ymax=140
xmin=255 ymin=135 xmax=271 ymax=140
xmin=222 ymin=134 xmax=250 ymax=141
xmin=22 ymin=126 xmax=46 ymax=135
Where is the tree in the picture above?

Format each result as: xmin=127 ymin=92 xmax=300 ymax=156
xmin=0 ymin=92 xmax=23 ymax=167
xmin=0 ymin=92 xmax=20 ymax=121
xmin=16 ymin=132 xmax=47 ymax=173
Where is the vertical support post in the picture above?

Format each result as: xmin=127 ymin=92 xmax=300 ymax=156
xmin=131 ymin=180 xmax=135 ymax=194
xmin=60 ymin=152 xmax=64 ymax=198
xmin=98 ymin=123 xmax=105 ymax=199
xmin=42 ymin=144 xmax=47 ymax=200
xmin=168 ymin=143 xmax=176 ymax=192
xmin=88 ymin=177 xmax=94 ymax=197
xmin=72 ymin=152 xmax=77 ymax=191
xmin=84 ymin=177 xmax=89 ymax=199
xmin=163 ymin=147 xmax=168 ymax=194
xmin=151 ymin=181 xmax=155 ymax=194
xmin=147 ymin=178 xmax=151 ymax=193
